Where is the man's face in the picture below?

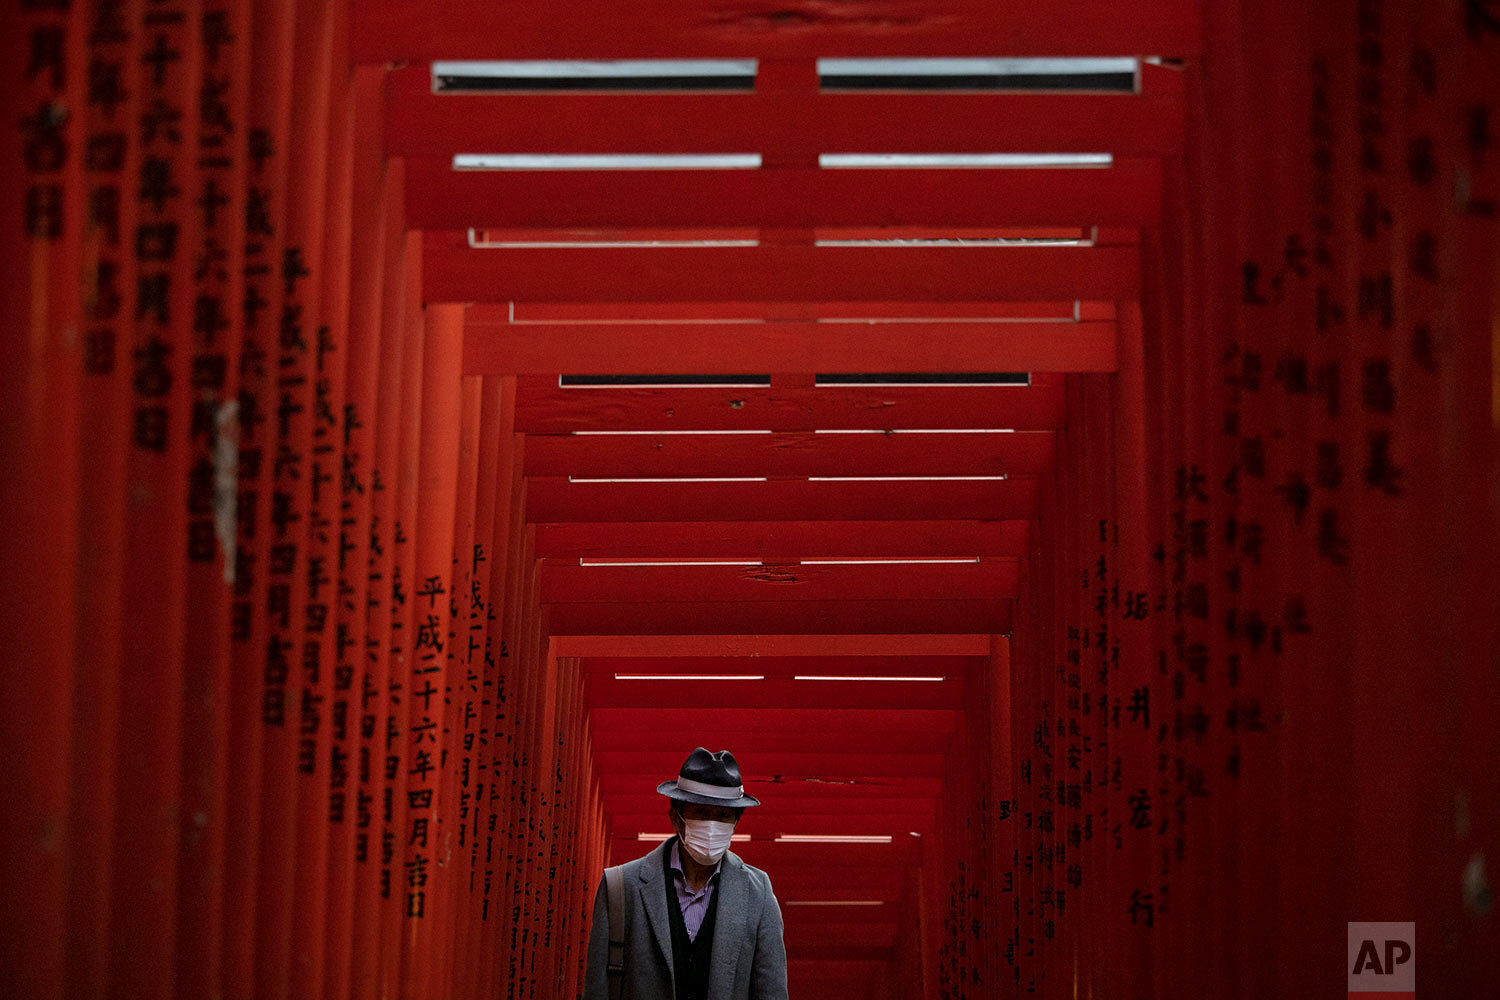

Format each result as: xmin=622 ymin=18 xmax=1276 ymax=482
xmin=669 ymin=801 xmax=741 ymax=840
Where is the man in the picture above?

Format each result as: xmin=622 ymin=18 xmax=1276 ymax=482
xmin=583 ymin=747 xmax=789 ymax=1000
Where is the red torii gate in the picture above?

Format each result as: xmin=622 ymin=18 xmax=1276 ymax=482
xmin=2 ymin=2 xmax=1497 ymax=1000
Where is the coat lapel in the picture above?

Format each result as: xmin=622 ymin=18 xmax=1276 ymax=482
xmin=706 ymin=851 xmax=748 ymax=1000
xmin=639 ymin=840 xmax=675 ymax=981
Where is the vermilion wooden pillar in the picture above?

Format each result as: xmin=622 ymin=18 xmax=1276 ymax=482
xmin=0 ymin=4 xmax=85 ymax=997
xmin=109 ymin=0 xmax=201 ymax=991
xmin=67 ymin=2 xmax=139 ymax=996
xmin=287 ymin=2 xmax=349 ymax=994
xmin=435 ymin=374 xmax=483 ymax=1000
xmin=399 ymin=300 xmax=464 ymax=1000
xmin=350 ymin=179 xmax=410 ymax=1000
xmin=251 ymin=0 xmax=331 ymax=994
xmin=1109 ymin=302 xmax=1154 ymax=999
xmin=176 ymin=0 xmax=251 ymax=996
xmin=477 ymin=401 xmax=524 ymax=1000
xmin=380 ymin=229 xmax=426 ymax=997
xmin=324 ymin=63 xmax=391 ymax=1000
xmin=223 ymin=2 xmax=295 ymax=995
xmin=455 ymin=375 xmax=510 ymax=1000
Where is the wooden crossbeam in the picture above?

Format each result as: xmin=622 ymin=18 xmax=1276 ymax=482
xmin=601 ymin=837 xmax=920 ymax=869
xmin=525 ymin=477 xmax=1037 ymax=522
xmin=540 ymin=559 xmax=1019 ymax=603
xmin=557 ymin=635 xmax=994 ymax=657
xmin=589 ymin=721 xmax=959 ymax=752
xmin=603 ymin=803 xmax=938 ymax=832
xmin=547 ymin=597 xmax=1013 ymax=634
xmin=602 ymin=794 xmax=940 ymax=817
xmin=524 ymin=431 xmax=1056 ymax=479
xmin=515 ymin=376 xmax=1066 ymax=432
xmin=354 ymin=0 xmax=1201 ymax=60
xmin=386 ymin=64 xmax=1183 ymax=158
xmin=779 ymin=923 xmax=899 ymax=950
xmin=536 ymin=520 xmax=1031 ymax=560
xmin=590 ymin=706 xmax=956 ymax=731
xmin=489 ymin=301 xmax=1090 ymax=322
xmin=594 ymin=749 xmax=947 ymax=777
xmin=462 ymin=321 xmax=1116 ymax=374
xmin=613 ymin=811 xmax=935 ymax=836
xmin=409 ymin=162 xmax=1162 ymax=230
xmin=425 ymin=238 xmax=1140 ymax=302
xmin=597 ymin=773 xmax=943 ymax=798
xmin=581 ymin=654 xmax=977 ymax=677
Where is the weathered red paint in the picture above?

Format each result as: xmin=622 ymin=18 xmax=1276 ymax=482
xmin=424 ymin=239 xmax=1142 ymax=304
xmin=463 ymin=321 xmax=1117 ymax=376
xmin=354 ymin=0 xmax=1201 ymax=61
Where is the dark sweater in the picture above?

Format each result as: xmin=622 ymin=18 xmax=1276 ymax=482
xmin=663 ymin=846 xmax=722 ymax=1000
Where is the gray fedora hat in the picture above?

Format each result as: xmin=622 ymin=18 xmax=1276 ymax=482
xmin=657 ymin=747 xmax=762 ymax=809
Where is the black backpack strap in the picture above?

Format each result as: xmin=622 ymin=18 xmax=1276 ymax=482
xmin=604 ymin=864 xmax=626 ymax=1000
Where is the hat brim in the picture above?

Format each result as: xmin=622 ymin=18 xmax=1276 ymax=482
xmin=657 ymin=780 xmax=761 ymax=809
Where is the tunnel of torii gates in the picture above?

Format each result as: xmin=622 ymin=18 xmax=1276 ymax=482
xmin=1 ymin=2 xmax=1499 ymax=999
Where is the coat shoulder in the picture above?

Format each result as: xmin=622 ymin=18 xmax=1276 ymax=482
xmin=735 ymin=856 xmax=776 ymax=896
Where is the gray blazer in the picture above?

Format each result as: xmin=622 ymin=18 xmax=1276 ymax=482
xmin=582 ymin=838 xmax=789 ymax=1000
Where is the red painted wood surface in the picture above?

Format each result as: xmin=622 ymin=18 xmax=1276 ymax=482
xmin=176 ymin=2 xmax=252 ymax=997
xmin=524 ymin=432 xmax=1055 ymax=479
xmin=110 ymin=0 xmax=199 ymax=990
xmin=490 ymin=300 xmax=1090 ymax=322
xmin=65 ymin=3 xmax=146 ymax=997
xmin=1 ymin=5 xmax=86 ymax=997
xmin=525 ymin=477 xmax=1039 ymax=522
xmin=514 ymin=378 xmax=1068 ymax=432
xmin=534 ymin=519 xmax=1032 ymax=559
xmin=463 ymin=321 xmax=1116 ymax=375
xmin=222 ymin=1 xmax=294 ymax=994
xmin=425 ymin=238 xmax=1142 ymax=304
xmin=354 ymin=0 xmax=1201 ymax=60
xmin=386 ymin=65 xmax=1184 ymax=158
xmin=411 ymin=162 xmax=1164 ymax=230
xmin=539 ymin=558 xmax=1019 ymax=603
xmin=546 ymin=598 xmax=1014 ymax=636
xmin=1 ymin=3 xmax=1496 ymax=999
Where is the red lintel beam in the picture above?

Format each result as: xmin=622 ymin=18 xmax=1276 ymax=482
xmin=407 ymin=162 xmax=1162 ymax=230
xmin=591 ymin=746 xmax=942 ymax=779
xmin=591 ymin=721 xmax=960 ymax=752
xmin=494 ymin=301 xmax=1090 ymax=322
xmin=354 ymin=0 xmax=1201 ymax=60
xmin=582 ymin=654 xmax=977 ymax=674
xmin=605 ymin=798 xmax=940 ymax=825
xmin=462 ymin=321 xmax=1116 ymax=375
xmin=594 ymin=730 xmax=956 ymax=757
xmin=616 ymin=840 xmax=921 ymax=868
xmin=514 ymin=380 xmax=1066 ymax=432
xmin=779 ymin=925 xmax=900 ymax=950
xmin=424 ymin=239 xmax=1140 ymax=303
xmin=535 ymin=519 xmax=1032 ymax=560
xmin=539 ymin=559 xmax=1019 ymax=604
xmin=524 ymin=477 xmax=1037 ymax=522
xmin=630 ymin=813 xmax=933 ymax=838
xmin=524 ymin=431 xmax=1054 ymax=479
xmin=386 ymin=66 xmax=1182 ymax=158
xmin=547 ymin=597 xmax=1012 ymax=635
xmin=557 ymin=635 xmax=992 ymax=657
xmin=416 ymin=165 xmax=1157 ymax=231
xmin=611 ymin=793 xmax=941 ymax=821
xmin=599 ymin=773 xmax=943 ymax=799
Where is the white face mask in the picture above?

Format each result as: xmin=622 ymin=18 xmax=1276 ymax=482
xmin=679 ymin=818 xmax=737 ymax=866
